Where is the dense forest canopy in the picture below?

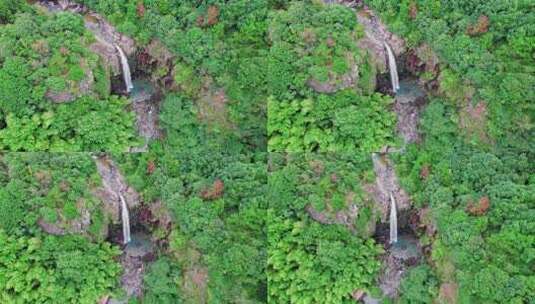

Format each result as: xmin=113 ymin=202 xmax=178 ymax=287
xmin=0 ymin=0 xmax=533 ymax=303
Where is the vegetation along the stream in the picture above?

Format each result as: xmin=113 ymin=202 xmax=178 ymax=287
xmin=0 ymin=0 xmax=533 ymax=303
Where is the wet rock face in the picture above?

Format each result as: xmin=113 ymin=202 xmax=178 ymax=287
xmin=84 ymin=12 xmax=135 ymax=76
xmin=94 ymin=155 xmax=141 ymax=224
xmin=370 ymin=153 xmax=411 ymax=222
xmin=89 ymin=38 xmax=121 ymax=76
xmin=135 ymin=39 xmax=175 ymax=88
xmin=356 ymin=6 xmax=406 ymax=73
xmin=439 ymin=282 xmax=458 ymax=304
xmin=129 ymin=80 xmax=162 ymax=152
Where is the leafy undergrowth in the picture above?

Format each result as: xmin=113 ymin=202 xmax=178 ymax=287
xmin=113 ymin=92 xmax=267 ymax=303
xmin=0 ymin=231 xmax=121 ymax=304
xmin=362 ymin=0 xmax=534 ymax=302
xmin=76 ymin=0 xmax=270 ymax=151
xmin=0 ymin=3 xmax=137 ymax=151
xmin=0 ymin=153 xmax=106 ymax=238
xmin=266 ymin=1 xmax=396 ymax=153
xmin=268 ymin=153 xmax=383 ymax=303
xmin=268 ymin=91 xmax=396 ymax=152
xmin=392 ymin=99 xmax=535 ymax=303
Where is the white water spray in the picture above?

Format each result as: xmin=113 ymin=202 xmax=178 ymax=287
xmin=384 ymin=42 xmax=400 ymax=94
xmin=115 ymin=44 xmax=134 ymax=93
xmin=119 ymin=193 xmax=131 ymax=244
xmin=389 ymin=192 xmax=398 ymax=244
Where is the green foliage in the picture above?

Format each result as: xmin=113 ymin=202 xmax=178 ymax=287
xmin=268 ymin=216 xmax=381 ymax=304
xmin=268 ymin=153 xmax=383 ymax=303
xmin=0 ymin=8 xmax=137 ymax=151
xmin=0 ymin=230 xmax=121 ymax=304
xmin=395 ymin=104 xmax=535 ymax=302
xmin=0 ymin=96 xmax=137 ymax=152
xmin=398 ymin=265 xmax=439 ymax=304
xmin=269 ymin=152 xmax=374 ymax=218
xmin=142 ymin=258 xmax=182 ymax=304
xmin=267 ymin=1 xmax=363 ymax=99
xmin=368 ymin=0 xmax=535 ymax=143
xmin=162 ymin=151 xmax=267 ymax=303
xmin=0 ymin=0 xmax=28 ymax=24
xmin=0 ymin=153 xmax=104 ymax=237
xmin=115 ymin=139 xmax=267 ymax=302
xmin=77 ymin=0 xmax=271 ymax=151
xmin=268 ymin=91 xmax=396 ymax=152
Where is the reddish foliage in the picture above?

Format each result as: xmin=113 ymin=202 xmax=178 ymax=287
xmin=301 ymin=28 xmax=317 ymax=44
xmin=330 ymin=173 xmax=338 ymax=183
xmin=420 ymin=164 xmax=430 ymax=180
xmin=206 ymin=5 xmax=220 ymax=26
xmin=467 ymin=15 xmax=490 ymax=36
xmin=439 ymin=283 xmax=458 ymax=304
xmin=470 ymin=101 xmax=487 ymax=120
xmin=200 ymin=179 xmax=225 ymax=200
xmin=467 ymin=196 xmax=490 ymax=216
xmin=136 ymin=2 xmax=145 ymax=18
xmin=310 ymin=160 xmax=325 ymax=175
xmin=459 ymin=101 xmax=489 ymax=143
xmin=35 ymin=171 xmax=51 ymax=186
xmin=137 ymin=204 xmax=154 ymax=225
xmin=352 ymin=290 xmax=365 ymax=301
xmin=197 ymin=6 xmax=220 ymax=27
xmin=147 ymin=160 xmax=156 ymax=175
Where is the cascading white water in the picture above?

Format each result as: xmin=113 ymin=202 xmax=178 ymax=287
xmin=389 ymin=192 xmax=398 ymax=244
xmin=119 ymin=193 xmax=131 ymax=244
xmin=115 ymin=44 xmax=134 ymax=93
xmin=384 ymin=42 xmax=400 ymax=94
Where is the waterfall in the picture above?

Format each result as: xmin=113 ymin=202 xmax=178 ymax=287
xmin=115 ymin=44 xmax=134 ymax=93
xmin=389 ymin=192 xmax=398 ymax=244
xmin=119 ymin=193 xmax=131 ymax=244
xmin=384 ymin=42 xmax=400 ymax=94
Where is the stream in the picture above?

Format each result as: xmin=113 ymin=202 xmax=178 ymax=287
xmin=348 ymin=2 xmax=427 ymax=302
xmin=94 ymin=155 xmax=155 ymax=302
